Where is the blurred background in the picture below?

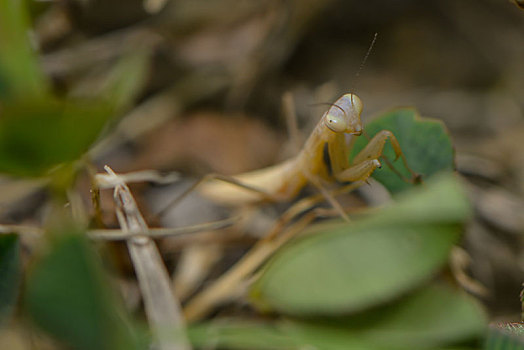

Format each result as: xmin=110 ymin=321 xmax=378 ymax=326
xmin=7 ymin=0 xmax=524 ymax=325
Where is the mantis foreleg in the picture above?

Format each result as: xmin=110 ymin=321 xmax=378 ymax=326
xmin=334 ymin=130 xmax=417 ymax=184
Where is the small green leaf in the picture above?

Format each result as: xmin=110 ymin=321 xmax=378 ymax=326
xmin=351 ymin=108 xmax=454 ymax=193
xmin=0 ymin=0 xmax=48 ymax=99
xmin=0 ymin=98 xmax=112 ymax=176
xmin=25 ymin=233 xmax=145 ymax=350
xmin=250 ymin=174 xmax=469 ymax=316
xmin=102 ymin=50 xmax=150 ymax=113
xmin=0 ymin=234 xmax=21 ymax=324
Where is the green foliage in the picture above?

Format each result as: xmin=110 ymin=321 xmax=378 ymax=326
xmin=250 ymin=174 xmax=469 ymax=315
xmin=0 ymin=0 xmax=149 ymax=178
xmin=351 ymin=108 xmax=454 ymax=194
xmin=190 ymin=284 xmax=485 ymax=350
xmin=24 ymin=233 xmax=146 ymax=350
xmin=0 ymin=234 xmax=21 ymax=324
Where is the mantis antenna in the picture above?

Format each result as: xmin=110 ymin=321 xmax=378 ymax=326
xmin=355 ymin=32 xmax=378 ymax=80
xmin=350 ymin=32 xmax=378 ymax=98
xmin=310 ymin=33 xmax=379 ymax=114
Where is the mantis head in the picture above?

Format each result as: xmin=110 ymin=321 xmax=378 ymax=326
xmin=323 ymin=93 xmax=363 ymax=135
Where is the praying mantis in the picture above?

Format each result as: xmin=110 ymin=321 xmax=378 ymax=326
xmin=176 ymin=93 xmax=420 ymax=320
xmin=173 ymin=93 xmax=419 ymax=216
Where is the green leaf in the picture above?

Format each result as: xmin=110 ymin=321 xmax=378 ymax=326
xmin=0 ymin=0 xmax=48 ymax=99
xmin=0 ymin=98 xmax=113 ymax=176
xmin=191 ymin=284 xmax=484 ymax=350
xmin=0 ymin=234 xmax=21 ymax=324
xmin=250 ymin=174 xmax=469 ymax=316
xmin=25 ymin=233 xmax=145 ymax=350
xmin=351 ymin=108 xmax=454 ymax=193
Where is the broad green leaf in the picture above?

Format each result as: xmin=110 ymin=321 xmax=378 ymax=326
xmin=250 ymin=174 xmax=469 ymax=316
xmin=190 ymin=285 xmax=485 ymax=350
xmin=0 ymin=234 xmax=21 ymax=324
xmin=0 ymin=0 xmax=48 ymax=99
xmin=189 ymin=323 xmax=478 ymax=350
xmin=351 ymin=108 xmax=454 ymax=193
xmin=25 ymin=233 xmax=145 ymax=350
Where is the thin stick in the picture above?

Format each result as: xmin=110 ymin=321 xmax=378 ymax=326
xmin=90 ymin=216 xmax=238 ymax=240
xmin=0 ymin=216 xmax=238 ymax=241
xmin=0 ymin=225 xmax=42 ymax=235
xmin=106 ymin=166 xmax=191 ymax=350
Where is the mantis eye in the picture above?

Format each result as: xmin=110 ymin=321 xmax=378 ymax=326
xmin=325 ymin=114 xmax=346 ymax=132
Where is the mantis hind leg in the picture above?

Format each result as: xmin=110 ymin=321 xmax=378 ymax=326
xmin=336 ymin=130 xmax=419 ymax=184
xmin=155 ymin=173 xmax=281 ymax=219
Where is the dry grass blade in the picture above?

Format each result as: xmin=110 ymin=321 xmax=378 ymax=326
xmin=105 ymin=166 xmax=191 ymax=350
xmin=95 ymin=169 xmax=180 ymax=189
xmin=0 ymin=216 xmax=237 ymax=243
